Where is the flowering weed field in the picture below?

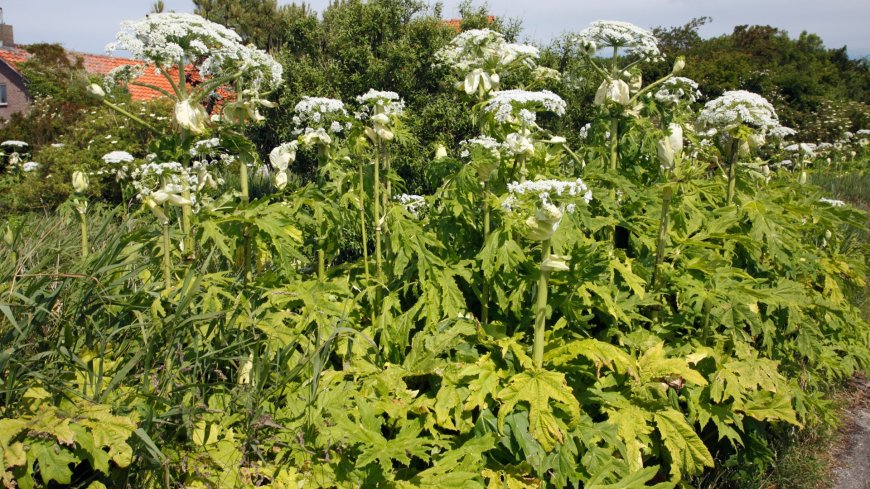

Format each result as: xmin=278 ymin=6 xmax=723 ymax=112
xmin=1 ymin=10 xmax=869 ymax=489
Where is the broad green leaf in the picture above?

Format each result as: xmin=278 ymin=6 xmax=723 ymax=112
xmin=497 ymin=369 xmax=581 ymax=451
xmin=653 ymin=409 xmax=713 ymax=480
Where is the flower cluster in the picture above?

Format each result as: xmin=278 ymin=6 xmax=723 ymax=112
xmin=1 ymin=141 xmax=28 ymax=148
xmin=104 ymin=64 xmax=146 ymax=89
xmin=435 ymin=29 xmax=540 ymax=96
xmin=502 ymin=178 xmax=592 ymax=241
xmin=292 ymin=97 xmax=349 ymax=138
xmin=356 ymin=90 xmax=405 ymax=117
xmin=768 ymin=126 xmax=798 ymax=141
xmin=697 ymin=90 xmax=780 ymax=133
xmin=460 ymin=136 xmax=502 ymax=158
xmin=818 ymin=197 xmax=846 ymax=207
xmin=102 ymin=150 xmax=135 ymax=164
xmin=395 ymin=193 xmax=427 ymax=217
xmin=107 ymin=13 xmax=282 ymax=93
xmin=22 ymin=162 xmax=40 ymax=173
xmin=574 ymin=20 xmax=662 ymax=61
xmin=190 ymin=138 xmax=221 ymax=156
xmin=505 ymin=179 xmax=593 ymax=205
xmin=357 ymin=90 xmax=405 ymax=143
xmin=485 ymin=90 xmax=566 ymax=125
xmin=654 ymin=77 xmax=701 ymax=105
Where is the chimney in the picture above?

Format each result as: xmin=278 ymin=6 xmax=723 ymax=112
xmin=0 ymin=9 xmax=13 ymax=47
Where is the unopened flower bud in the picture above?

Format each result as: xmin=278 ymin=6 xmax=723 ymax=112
xmin=87 ymin=84 xmax=105 ymax=98
xmin=72 ymin=171 xmax=89 ymax=193
xmin=174 ymin=99 xmax=209 ymax=134
xmin=594 ymin=79 xmax=630 ymax=107
xmin=434 ymin=144 xmax=448 ymax=160
xmin=275 ymin=170 xmax=288 ymax=190
xmin=269 ymin=142 xmax=297 ymax=171
xmin=672 ymin=56 xmax=686 ymax=75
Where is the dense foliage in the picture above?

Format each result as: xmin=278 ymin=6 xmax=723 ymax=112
xmin=1 ymin=4 xmax=869 ymax=489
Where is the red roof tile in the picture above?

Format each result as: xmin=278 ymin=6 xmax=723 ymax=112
xmin=0 ymin=46 xmax=179 ymax=101
xmin=443 ymin=17 xmax=495 ymax=33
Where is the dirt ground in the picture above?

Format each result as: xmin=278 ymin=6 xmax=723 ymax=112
xmin=830 ymin=377 xmax=870 ymax=489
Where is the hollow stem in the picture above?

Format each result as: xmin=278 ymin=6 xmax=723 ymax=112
xmin=482 ymin=180 xmax=491 ymax=325
xmin=162 ymin=217 xmax=172 ymax=291
xmin=359 ymin=162 xmax=370 ymax=281
xmin=373 ymin=142 xmax=383 ymax=284
xmin=726 ymin=138 xmax=740 ymax=205
xmin=240 ymin=159 xmax=250 ymax=203
xmin=533 ymin=239 xmax=552 ymax=369
xmin=317 ymin=248 xmax=325 ymax=281
xmin=79 ymin=209 xmax=89 ymax=258
xmin=609 ymin=117 xmax=619 ymax=241
xmin=181 ymin=188 xmax=193 ymax=260
xmin=651 ymin=184 xmax=674 ymax=289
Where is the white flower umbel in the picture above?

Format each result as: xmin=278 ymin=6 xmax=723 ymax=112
xmin=574 ymin=20 xmax=662 ymax=61
xmin=435 ymin=28 xmax=539 ymax=97
xmin=292 ymin=97 xmax=347 ymax=136
xmin=503 ymin=178 xmax=593 ymax=240
xmin=485 ymin=90 xmax=566 ymax=125
xmin=1 ymin=140 xmax=28 ymax=148
xmin=190 ymin=138 xmax=220 ymax=156
xmin=768 ymin=126 xmax=797 ymax=141
xmin=819 ymin=197 xmax=846 ymax=207
xmin=460 ymin=136 xmax=502 ymax=158
xmin=395 ymin=193 xmax=427 ymax=217
xmin=22 ymin=162 xmax=40 ymax=173
xmin=698 ymin=90 xmax=781 ymax=205
xmin=104 ymin=64 xmax=145 ymax=90
xmin=784 ymin=143 xmax=817 ymax=156
xmin=102 ymin=150 xmax=135 ymax=164
xmin=107 ymin=13 xmax=282 ymax=93
xmin=697 ymin=90 xmax=780 ymax=133
xmin=654 ymin=77 xmax=700 ymax=105
xmin=356 ymin=89 xmax=405 ymax=117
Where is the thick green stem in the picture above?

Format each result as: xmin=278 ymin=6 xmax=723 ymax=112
xmin=240 ymin=160 xmax=250 ymax=203
xmin=726 ymin=138 xmax=740 ymax=205
xmin=162 ymin=217 xmax=172 ymax=291
xmin=317 ymin=248 xmax=325 ymax=280
xmin=651 ymin=185 xmax=674 ymax=289
xmin=79 ymin=210 xmax=89 ymax=258
xmin=373 ymin=143 xmax=383 ymax=284
xmin=482 ymin=180 xmax=491 ymax=325
xmin=181 ymin=189 xmax=193 ymax=260
xmin=609 ymin=117 xmax=619 ymax=241
xmin=533 ymin=239 xmax=552 ymax=369
xmin=359 ymin=162 xmax=370 ymax=281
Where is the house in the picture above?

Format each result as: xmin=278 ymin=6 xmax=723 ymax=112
xmin=0 ymin=18 xmax=177 ymax=122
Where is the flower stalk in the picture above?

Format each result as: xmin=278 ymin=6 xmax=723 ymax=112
xmin=359 ymin=161 xmax=370 ymax=281
xmin=533 ymin=239 xmax=552 ymax=369
xmin=651 ymin=184 xmax=674 ymax=288
xmin=726 ymin=138 xmax=740 ymax=205
xmin=373 ymin=142 xmax=383 ymax=284
xmin=482 ymin=180 xmax=491 ymax=325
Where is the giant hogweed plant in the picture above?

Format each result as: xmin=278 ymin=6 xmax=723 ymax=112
xmin=0 ymin=15 xmax=868 ymax=489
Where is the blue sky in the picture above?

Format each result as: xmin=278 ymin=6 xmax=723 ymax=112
xmin=4 ymin=0 xmax=869 ymax=58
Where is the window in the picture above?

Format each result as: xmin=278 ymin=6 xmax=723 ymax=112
xmin=0 ymin=84 xmax=6 ymax=106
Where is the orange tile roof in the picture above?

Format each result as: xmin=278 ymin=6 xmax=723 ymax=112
xmin=0 ymin=46 xmax=178 ymax=101
xmin=444 ymin=17 xmax=495 ymax=33
xmin=0 ymin=47 xmax=31 ymax=74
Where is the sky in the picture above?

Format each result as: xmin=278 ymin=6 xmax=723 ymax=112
xmin=3 ymin=0 xmax=869 ymax=58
